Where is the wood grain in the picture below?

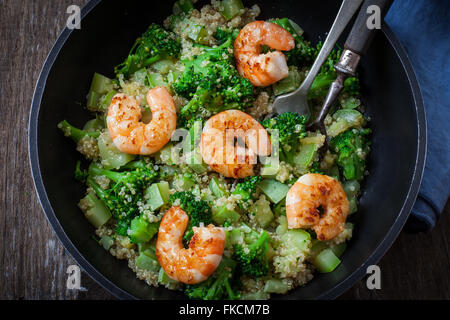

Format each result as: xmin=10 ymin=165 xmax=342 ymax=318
xmin=0 ymin=0 xmax=448 ymax=300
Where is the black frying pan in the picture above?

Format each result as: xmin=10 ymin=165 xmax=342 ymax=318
xmin=28 ymin=0 xmax=426 ymax=299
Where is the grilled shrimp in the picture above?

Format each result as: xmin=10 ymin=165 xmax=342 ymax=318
xmin=234 ymin=21 xmax=295 ymax=87
xmin=156 ymin=206 xmax=225 ymax=284
xmin=286 ymin=174 xmax=350 ymax=241
xmin=200 ymin=110 xmax=271 ymax=179
xmin=107 ymin=86 xmax=177 ymax=155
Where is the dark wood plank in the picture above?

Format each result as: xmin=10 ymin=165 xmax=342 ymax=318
xmin=0 ymin=0 xmax=448 ymax=300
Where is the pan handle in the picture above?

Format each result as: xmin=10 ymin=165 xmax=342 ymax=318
xmin=344 ymin=0 xmax=393 ymax=55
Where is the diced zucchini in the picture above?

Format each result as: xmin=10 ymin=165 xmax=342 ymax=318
xmin=293 ymin=143 xmax=318 ymax=172
xmin=219 ymin=0 xmax=244 ymax=20
xmin=310 ymin=240 xmax=328 ymax=257
xmin=264 ymin=279 xmax=290 ymax=294
xmin=151 ymin=59 xmax=178 ymax=75
xmin=145 ymin=182 xmax=170 ymax=211
xmin=173 ymin=0 xmax=194 ymax=14
xmin=331 ymin=243 xmax=347 ymax=258
xmin=260 ymin=163 xmax=280 ymax=178
xmin=273 ymin=67 xmax=302 ymax=96
xmin=257 ymin=179 xmax=290 ymax=204
xmin=99 ymin=235 xmax=114 ymax=251
xmin=80 ymin=192 xmax=112 ymax=228
xmin=343 ymin=180 xmax=360 ymax=214
xmin=281 ymin=229 xmax=311 ymax=253
xmin=186 ymin=151 xmax=208 ymax=174
xmin=176 ymin=173 xmax=196 ymax=191
xmin=138 ymin=242 xmax=157 ymax=258
xmin=327 ymin=109 xmax=365 ymax=138
xmin=314 ymin=248 xmax=341 ymax=273
xmin=158 ymin=268 xmax=179 ymax=288
xmin=156 ymin=143 xmax=175 ymax=165
xmin=87 ymin=73 xmax=114 ymax=110
xmin=340 ymin=96 xmax=361 ymax=109
xmin=136 ymin=253 xmax=160 ymax=272
xmin=212 ymin=205 xmax=240 ymax=225
xmin=209 ymin=177 xmax=227 ymax=198
xmin=147 ymin=72 xmax=168 ymax=88
xmin=98 ymin=132 xmax=136 ymax=169
xmin=251 ymin=196 xmax=274 ymax=228
xmin=186 ymin=23 xmax=209 ymax=44
xmin=128 ymin=216 xmax=159 ymax=243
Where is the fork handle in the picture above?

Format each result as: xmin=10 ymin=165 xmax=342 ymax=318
xmin=344 ymin=0 xmax=393 ymax=55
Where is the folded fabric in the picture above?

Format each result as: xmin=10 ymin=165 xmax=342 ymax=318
xmin=385 ymin=0 xmax=450 ymax=232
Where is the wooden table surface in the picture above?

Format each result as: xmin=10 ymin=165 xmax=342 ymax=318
xmin=1 ymin=0 xmax=449 ymax=300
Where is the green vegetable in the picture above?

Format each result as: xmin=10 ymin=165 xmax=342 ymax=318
xmin=271 ymin=18 xmax=316 ymax=68
xmin=273 ymin=66 xmax=302 ymax=95
xmin=330 ymin=128 xmax=370 ymax=181
xmin=169 ymin=191 xmax=212 ymax=242
xmin=327 ymin=109 xmax=365 ymax=137
xmin=158 ymin=268 xmax=179 ymax=288
xmin=314 ymin=248 xmax=341 ymax=273
xmin=74 ymin=160 xmax=88 ymax=182
xmin=282 ymin=229 xmax=310 ymax=252
xmin=186 ymin=151 xmax=208 ymax=174
xmin=147 ymin=72 xmax=168 ymax=88
xmin=232 ymin=176 xmax=262 ymax=203
xmin=176 ymin=173 xmax=196 ymax=191
xmin=262 ymin=112 xmax=307 ymax=163
xmin=128 ymin=215 xmax=159 ymax=243
xmin=264 ymin=279 xmax=290 ymax=294
xmin=86 ymin=162 xmax=157 ymax=236
xmin=99 ymin=235 xmax=114 ymax=251
xmin=144 ymin=181 xmax=170 ymax=211
xmin=87 ymin=73 xmax=114 ymax=110
xmin=219 ymin=0 xmax=244 ymax=21
xmin=260 ymin=163 xmax=280 ymax=178
xmin=83 ymin=117 xmax=104 ymax=132
xmin=173 ymin=35 xmax=254 ymax=127
xmin=173 ymin=0 xmax=194 ymax=14
xmin=293 ymin=143 xmax=318 ymax=173
xmin=58 ymin=120 xmax=100 ymax=143
xmin=343 ymin=180 xmax=360 ymax=214
xmin=115 ymin=24 xmax=181 ymax=78
xmin=212 ymin=205 xmax=240 ymax=225
xmin=186 ymin=23 xmax=209 ymax=44
xmin=185 ymin=257 xmax=240 ymax=300
xmin=136 ymin=252 xmax=160 ymax=272
xmin=209 ymin=177 xmax=227 ymax=198
xmin=138 ymin=241 xmax=156 ymax=257
xmin=234 ymin=230 xmax=270 ymax=277
xmin=79 ymin=191 xmax=112 ymax=228
xmin=257 ymin=179 xmax=290 ymax=204
xmin=331 ymin=243 xmax=347 ymax=258
xmin=98 ymin=132 xmax=136 ymax=170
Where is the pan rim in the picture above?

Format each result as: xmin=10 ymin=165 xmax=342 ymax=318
xmin=28 ymin=0 xmax=426 ymax=300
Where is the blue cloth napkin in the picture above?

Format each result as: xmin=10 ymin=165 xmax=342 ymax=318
xmin=385 ymin=0 xmax=450 ymax=232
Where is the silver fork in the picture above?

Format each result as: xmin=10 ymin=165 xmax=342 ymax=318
xmin=272 ymin=0 xmax=364 ymax=116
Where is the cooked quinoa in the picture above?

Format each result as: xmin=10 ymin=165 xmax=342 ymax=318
xmin=61 ymin=0 xmax=371 ymax=300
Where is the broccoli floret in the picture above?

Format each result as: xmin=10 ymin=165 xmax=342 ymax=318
xmin=232 ymin=176 xmax=263 ymax=202
xmin=173 ymin=36 xmax=255 ymax=127
xmin=74 ymin=161 xmax=88 ymax=182
xmin=169 ymin=191 xmax=213 ymax=242
xmin=234 ymin=230 xmax=270 ymax=277
xmin=262 ymin=112 xmax=307 ymax=162
xmin=58 ymin=120 xmax=100 ymax=143
xmin=330 ymin=128 xmax=371 ymax=181
xmin=185 ymin=257 xmax=241 ymax=300
xmin=114 ymin=24 xmax=181 ymax=78
xmin=214 ymin=27 xmax=239 ymax=45
xmin=87 ymin=163 xmax=158 ymax=235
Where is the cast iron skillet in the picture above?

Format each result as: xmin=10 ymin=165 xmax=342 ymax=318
xmin=29 ymin=0 xmax=426 ymax=299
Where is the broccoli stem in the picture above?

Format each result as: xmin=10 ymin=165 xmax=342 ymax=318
xmin=89 ymin=165 xmax=126 ymax=183
xmin=58 ymin=120 xmax=100 ymax=143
